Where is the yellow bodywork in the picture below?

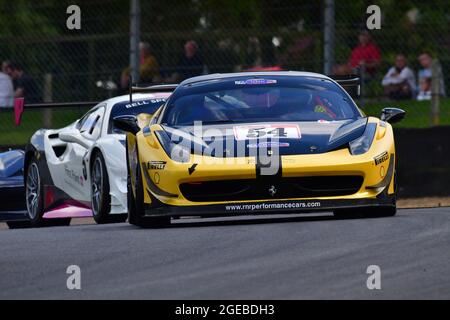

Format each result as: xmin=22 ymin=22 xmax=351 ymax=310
xmin=131 ymin=116 xmax=395 ymax=208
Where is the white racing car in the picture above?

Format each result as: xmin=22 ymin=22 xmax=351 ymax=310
xmin=22 ymin=88 xmax=171 ymax=227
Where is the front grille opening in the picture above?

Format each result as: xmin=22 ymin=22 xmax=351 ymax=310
xmin=180 ymin=176 xmax=363 ymax=202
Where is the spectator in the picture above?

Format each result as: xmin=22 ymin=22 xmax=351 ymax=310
xmin=0 ymin=68 xmax=14 ymax=108
xmin=2 ymin=60 xmax=14 ymax=85
xmin=417 ymin=53 xmax=445 ymax=98
xmin=348 ymin=30 xmax=381 ymax=77
xmin=121 ymin=41 xmax=160 ymax=89
xmin=381 ymin=54 xmax=416 ymax=100
xmin=417 ymin=77 xmax=432 ymax=101
xmin=175 ymin=40 xmax=204 ymax=81
xmin=2 ymin=61 xmax=39 ymax=103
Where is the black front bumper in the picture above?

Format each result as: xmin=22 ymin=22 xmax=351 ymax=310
xmin=144 ymin=195 xmax=396 ymax=218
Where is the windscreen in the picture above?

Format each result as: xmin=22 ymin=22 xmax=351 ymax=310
xmin=162 ymin=77 xmax=361 ymax=126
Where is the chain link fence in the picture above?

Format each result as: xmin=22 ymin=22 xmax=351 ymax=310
xmin=1 ymin=0 xmax=449 ymax=147
xmin=334 ymin=0 xmax=450 ymax=126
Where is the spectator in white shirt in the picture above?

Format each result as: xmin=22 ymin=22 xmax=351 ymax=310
xmin=382 ymin=54 xmax=416 ymax=100
xmin=417 ymin=52 xmax=445 ymax=100
xmin=0 ymin=71 xmax=14 ymax=108
xmin=417 ymin=77 xmax=432 ymax=101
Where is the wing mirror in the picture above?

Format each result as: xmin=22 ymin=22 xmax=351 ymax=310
xmin=59 ymin=129 xmax=92 ymax=149
xmin=380 ymin=108 xmax=406 ymax=124
xmin=113 ymin=115 xmax=140 ymax=134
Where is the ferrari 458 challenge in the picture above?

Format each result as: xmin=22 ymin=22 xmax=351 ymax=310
xmin=115 ymin=71 xmax=405 ymax=228
xmin=23 ymin=90 xmax=171 ymax=227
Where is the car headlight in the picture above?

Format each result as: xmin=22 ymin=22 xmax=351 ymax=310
xmin=349 ymin=123 xmax=377 ymax=155
xmin=154 ymin=130 xmax=192 ymax=163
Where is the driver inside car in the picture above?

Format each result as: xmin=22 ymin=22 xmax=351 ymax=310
xmin=238 ymin=87 xmax=281 ymax=109
xmin=276 ymin=91 xmax=340 ymax=121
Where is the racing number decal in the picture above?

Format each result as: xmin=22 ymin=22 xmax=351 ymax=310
xmin=247 ymin=127 xmax=286 ymax=138
xmin=234 ymin=124 xmax=301 ymax=140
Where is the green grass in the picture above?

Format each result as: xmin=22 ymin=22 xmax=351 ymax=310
xmin=0 ymin=108 xmax=88 ymax=147
xmin=0 ymin=99 xmax=449 ymax=146
xmin=362 ymin=98 xmax=450 ymax=128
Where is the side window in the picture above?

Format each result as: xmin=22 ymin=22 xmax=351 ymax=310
xmin=76 ymin=111 xmax=93 ymax=130
xmin=80 ymin=107 xmax=105 ymax=140
xmin=150 ymin=106 xmax=163 ymax=125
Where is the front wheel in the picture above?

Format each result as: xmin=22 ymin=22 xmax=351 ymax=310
xmin=128 ymin=142 xmax=170 ymax=228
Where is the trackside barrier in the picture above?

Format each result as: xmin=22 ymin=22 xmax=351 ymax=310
xmin=395 ymin=126 xmax=450 ymax=198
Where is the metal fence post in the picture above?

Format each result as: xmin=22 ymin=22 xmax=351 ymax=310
xmin=323 ymin=0 xmax=335 ymax=75
xmin=43 ymin=73 xmax=53 ymax=128
xmin=87 ymin=41 xmax=95 ymax=100
xmin=431 ymin=59 xmax=441 ymax=126
xmin=130 ymin=0 xmax=141 ymax=84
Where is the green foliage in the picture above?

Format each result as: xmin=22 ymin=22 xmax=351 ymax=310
xmin=200 ymin=0 xmax=261 ymax=29
xmin=363 ymin=98 xmax=450 ymax=128
xmin=1 ymin=0 xmax=450 ymax=149
xmin=0 ymin=108 xmax=86 ymax=146
xmin=0 ymin=1 xmax=59 ymax=37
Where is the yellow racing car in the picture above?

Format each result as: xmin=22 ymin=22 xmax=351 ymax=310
xmin=114 ymin=72 xmax=405 ymax=227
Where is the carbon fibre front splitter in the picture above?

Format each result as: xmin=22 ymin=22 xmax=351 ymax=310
xmin=143 ymin=195 xmax=396 ymax=218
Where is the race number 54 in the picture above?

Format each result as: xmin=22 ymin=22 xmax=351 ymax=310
xmin=247 ymin=127 xmax=287 ymax=138
xmin=234 ymin=124 xmax=301 ymax=141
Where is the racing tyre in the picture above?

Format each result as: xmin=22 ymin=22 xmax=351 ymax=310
xmin=25 ymin=159 xmax=45 ymax=226
xmin=126 ymin=139 xmax=138 ymax=225
xmin=127 ymin=172 xmax=138 ymax=225
xmin=128 ymin=142 xmax=170 ymax=228
xmin=91 ymin=152 xmax=127 ymax=224
xmin=25 ymin=158 xmax=72 ymax=227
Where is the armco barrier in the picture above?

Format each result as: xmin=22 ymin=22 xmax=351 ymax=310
xmin=395 ymin=126 xmax=450 ymax=198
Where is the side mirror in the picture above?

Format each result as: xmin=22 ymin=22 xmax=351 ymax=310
xmin=380 ymin=108 xmax=406 ymax=124
xmin=113 ymin=115 xmax=140 ymax=134
xmin=59 ymin=129 xmax=92 ymax=149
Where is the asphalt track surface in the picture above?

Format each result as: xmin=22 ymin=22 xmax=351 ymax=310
xmin=0 ymin=207 xmax=449 ymax=299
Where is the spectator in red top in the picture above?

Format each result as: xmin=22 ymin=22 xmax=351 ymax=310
xmin=348 ymin=30 xmax=381 ymax=77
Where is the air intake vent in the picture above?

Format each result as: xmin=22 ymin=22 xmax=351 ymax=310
xmin=52 ymin=145 xmax=67 ymax=157
xmin=180 ymin=176 xmax=363 ymax=202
